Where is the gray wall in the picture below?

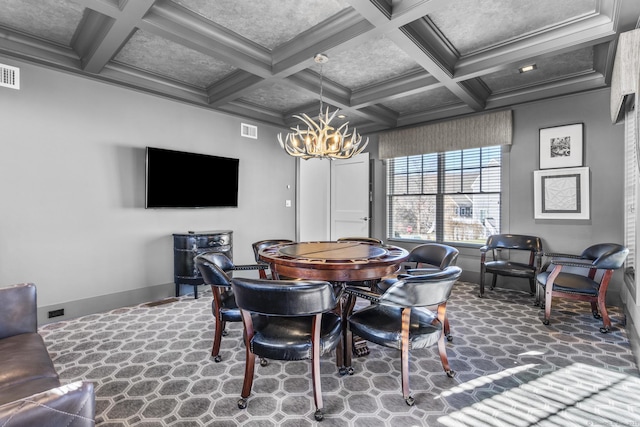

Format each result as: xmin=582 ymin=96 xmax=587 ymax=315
xmin=372 ymin=88 xmax=626 ymax=299
xmin=0 ymin=56 xmax=629 ymax=324
xmin=0 ymin=57 xmax=297 ymax=321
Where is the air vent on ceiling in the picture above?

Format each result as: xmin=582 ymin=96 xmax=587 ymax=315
xmin=0 ymin=64 xmax=20 ymax=90
xmin=241 ymin=123 xmax=258 ymax=139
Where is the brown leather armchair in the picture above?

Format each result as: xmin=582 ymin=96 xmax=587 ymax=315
xmin=536 ymin=243 xmax=628 ymax=333
xmin=344 ymin=267 xmax=462 ymax=406
xmin=231 ymin=277 xmax=342 ymax=422
xmin=195 ymin=252 xmax=267 ymax=362
xmin=251 ymin=239 xmax=294 ymax=279
xmin=376 ymin=243 xmax=459 ymax=341
xmin=479 ymin=234 xmax=543 ymax=298
xmin=0 ymin=283 xmax=95 ymax=426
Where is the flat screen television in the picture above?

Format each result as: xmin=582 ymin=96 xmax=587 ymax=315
xmin=145 ymin=147 xmax=239 ymax=208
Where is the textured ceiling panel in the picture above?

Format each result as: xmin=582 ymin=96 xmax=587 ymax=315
xmin=381 ymin=87 xmax=461 ymax=115
xmin=481 ymin=47 xmax=595 ymax=93
xmin=0 ymin=0 xmax=84 ymax=45
xmin=321 ymin=35 xmax=422 ymax=90
xmin=239 ymin=82 xmax=316 ymax=112
xmin=428 ymin=0 xmax=598 ymax=55
xmin=174 ymin=0 xmax=351 ymax=50
xmin=114 ymin=30 xmax=237 ymax=88
xmin=0 ymin=0 xmax=636 ymax=134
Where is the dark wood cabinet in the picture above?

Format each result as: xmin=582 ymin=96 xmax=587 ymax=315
xmin=173 ymin=230 xmax=232 ymax=298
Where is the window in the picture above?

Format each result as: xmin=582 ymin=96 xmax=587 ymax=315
xmin=387 ymin=146 xmax=502 ymax=244
xmin=624 ymin=105 xmax=637 ymax=281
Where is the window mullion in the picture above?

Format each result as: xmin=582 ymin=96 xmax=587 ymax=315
xmin=436 ymin=152 xmax=445 ymax=240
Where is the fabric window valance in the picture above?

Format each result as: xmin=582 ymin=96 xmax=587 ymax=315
xmin=610 ymin=28 xmax=640 ymax=124
xmin=378 ymin=109 xmax=513 ymax=159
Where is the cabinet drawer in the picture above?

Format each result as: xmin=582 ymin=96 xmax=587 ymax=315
xmin=194 ymin=234 xmax=230 ymax=248
xmin=173 ymin=232 xmax=231 ymax=249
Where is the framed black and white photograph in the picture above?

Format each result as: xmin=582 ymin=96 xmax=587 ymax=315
xmin=534 ymin=167 xmax=590 ymax=220
xmin=539 ymin=123 xmax=584 ymax=169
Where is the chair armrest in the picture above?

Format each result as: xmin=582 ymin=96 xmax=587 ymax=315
xmin=233 ymin=264 xmax=268 ymax=271
xmin=0 ymin=382 xmax=95 ymax=426
xmin=405 ymin=267 xmax=442 ymax=275
xmin=543 ymin=252 xmax=581 ymax=259
xmin=0 ymin=283 xmax=37 ymax=339
xmin=344 ymin=287 xmax=381 ymax=303
xmin=548 ymin=258 xmax=595 ymax=269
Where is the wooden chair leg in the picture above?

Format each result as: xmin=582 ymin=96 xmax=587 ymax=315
xmin=543 ymin=286 xmax=553 ymax=325
xmin=444 ymin=316 xmax=452 ymax=342
xmin=437 ymin=305 xmax=455 ymax=377
xmin=479 ymin=269 xmax=486 ymax=297
xmin=400 ymin=308 xmax=413 ymax=406
xmin=490 ymin=274 xmax=497 ymax=290
xmin=597 ymin=295 xmax=612 ymax=333
xmin=211 ymin=319 xmax=225 ymax=362
xmin=238 ymin=310 xmax=255 ymax=409
xmin=311 ymin=314 xmax=324 ymax=421
xmin=590 ymin=301 xmax=601 ymax=319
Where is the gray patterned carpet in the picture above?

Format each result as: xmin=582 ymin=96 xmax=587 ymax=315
xmin=40 ymin=282 xmax=640 ymax=426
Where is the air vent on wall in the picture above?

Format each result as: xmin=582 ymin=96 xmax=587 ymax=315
xmin=241 ymin=123 xmax=258 ymax=139
xmin=0 ymin=64 xmax=20 ymax=90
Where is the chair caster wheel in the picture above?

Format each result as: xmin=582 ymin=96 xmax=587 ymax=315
xmin=237 ymin=398 xmax=247 ymax=409
xmin=214 ymin=355 xmax=222 ymax=363
xmin=222 ymin=330 xmax=228 ymax=336
xmin=339 ymin=367 xmax=348 ymax=376
xmin=314 ymin=409 xmax=324 ymax=421
xmin=599 ymin=327 xmax=610 ymax=334
xmin=478 ymin=293 xmax=484 ymax=298
xmin=347 ymin=367 xmax=354 ymax=375
xmin=446 ymin=369 xmax=456 ymax=378
xmin=593 ymin=312 xmax=602 ymax=319
xmin=542 ymin=319 xmax=550 ymax=325
xmin=446 ymin=335 xmax=453 ymax=342
xmin=259 ymin=358 xmax=268 ymax=367
xmin=405 ymin=396 xmax=415 ymax=406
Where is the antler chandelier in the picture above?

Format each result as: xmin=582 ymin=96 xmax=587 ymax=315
xmin=278 ymin=54 xmax=368 ymax=160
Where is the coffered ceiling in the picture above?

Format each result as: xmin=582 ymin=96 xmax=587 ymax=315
xmin=1 ymin=0 xmax=638 ymax=135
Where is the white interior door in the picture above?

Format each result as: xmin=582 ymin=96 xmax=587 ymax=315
xmin=330 ymin=153 xmax=370 ymax=240
xmin=297 ymin=158 xmax=331 ymax=241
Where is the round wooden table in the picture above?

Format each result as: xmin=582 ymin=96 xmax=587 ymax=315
xmin=258 ymin=241 xmax=409 ymax=282
xmin=259 ymin=241 xmax=409 ymax=368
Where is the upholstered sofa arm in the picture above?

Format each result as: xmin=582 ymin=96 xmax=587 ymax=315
xmin=0 ymin=381 xmax=95 ymax=426
xmin=0 ymin=283 xmax=37 ymax=340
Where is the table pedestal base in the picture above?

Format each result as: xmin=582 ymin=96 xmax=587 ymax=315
xmin=353 ymin=336 xmax=370 ymax=357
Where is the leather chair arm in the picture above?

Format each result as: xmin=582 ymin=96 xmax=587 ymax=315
xmin=0 ymin=381 xmax=95 ymax=426
xmin=405 ymin=268 xmax=442 ymax=275
xmin=548 ymin=258 xmax=595 ymax=269
xmin=233 ymin=264 xmax=268 ymax=271
xmin=543 ymin=252 xmax=581 ymax=259
xmin=344 ymin=287 xmax=381 ymax=303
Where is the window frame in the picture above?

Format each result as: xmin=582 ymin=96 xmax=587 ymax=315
xmin=385 ymin=146 xmax=503 ymax=248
